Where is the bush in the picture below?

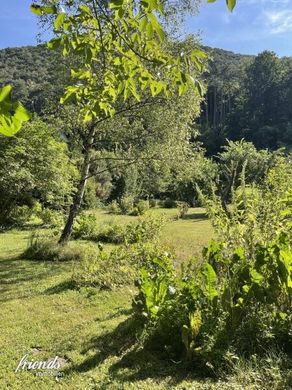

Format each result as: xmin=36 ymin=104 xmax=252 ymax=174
xmin=177 ymin=201 xmax=189 ymax=219
xmin=72 ymin=242 xmax=173 ymax=290
xmin=22 ymin=232 xmax=91 ymax=262
xmin=38 ymin=208 xmax=64 ymax=228
xmin=133 ymin=232 xmax=292 ymax=371
xmin=72 ymin=212 xmax=100 ymax=241
xmin=124 ymin=214 xmax=164 ymax=244
xmin=107 ymin=200 xmax=121 ymax=215
xmin=119 ymin=195 xmax=134 ymax=214
xmin=7 ymin=205 xmax=34 ymax=227
xmin=72 ymin=214 xmax=164 ymax=245
xmin=199 ymin=157 xmax=292 ymax=258
xmin=149 ymin=198 xmax=158 ymax=208
xmin=161 ymin=198 xmax=177 ymax=208
xmin=98 ymin=222 xmax=126 ymax=244
xmin=131 ymin=200 xmax=150 ymax=216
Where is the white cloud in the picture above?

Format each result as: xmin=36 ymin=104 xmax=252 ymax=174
xmin=264 ymin=9 xmax=292 ymax=34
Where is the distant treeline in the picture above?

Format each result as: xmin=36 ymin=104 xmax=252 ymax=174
xmin=1 ymin=45 xmax=292 ymax=154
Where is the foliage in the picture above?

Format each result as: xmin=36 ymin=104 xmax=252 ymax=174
xmin=171 ymin=151 xmax=218 ymax=206
xmin=7 ymin=205 xmax=36 ymax=227
xmin=0 ymin=85 xmax=30 ymax=136
xmin=82 ymin=177 xmax=99 ymax=209
xmin=23 ymin=232 xmax=88 ymax=261
xmin=161 ymin=198 xmax=178 ymax=208
xmin=72 ymin=212 xmax=164 ymax=244
xmin=119 ymin=195 xmax=135 ymax=215
xmin=31 ymin=0 xmax=205 ymax=122
xmin=107 ymin=200 xmax=121 ymax=214
xmin=200 ymin=155 xmax=292 ymax=258
xmin=208 ymin=0 xmax=237 ymax=12
xmin=36 ymin=206 xmax=65 ymax=228
xmin=124 ymin=214 xmax=165 ymax=244
xmin=0 ymin=119 xmax=77 ymax=228
xmin=132 ymin=200 xmax=150 ymax=216
xmin=72 ymin=212 xmax=100 ymax=240
xmin=72 ymin=241 xmax=171 ymax=290
xmin=177 ymin=201 xmax=189 ymax=219
xmin=133 ymin=230 xmax=292 ymax=369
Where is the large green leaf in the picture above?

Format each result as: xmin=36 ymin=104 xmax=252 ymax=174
xmin=208 ymin=0 xmax=236 ymax=11
xmin=202 ymin=263 xmax=218 ymax=300
xmin=0 ymin=85 xmax=31 ymax=137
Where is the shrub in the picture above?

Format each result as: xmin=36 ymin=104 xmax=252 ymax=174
xmin=7 ymin=205 xmax=34 ymax=227
xmin=131 ymin=200 xmax=150 ymax=216
xmin=161 ymin=198 xmax=177 ymax=208
xmin=149 ymin=198 xmax=158 ymax=208
xmin=98 ymin=222 xmax=126 ymax=244
xmin=72 ymin=212 xmax=100 ymax=241
xmin=177 ymin=201 xmax=189 ymax=219
xmin=38 ymin=208 xmax=64 ymax=228
xmin=124 ymin=214 xmax=164 ymax=244
xmin=22 ymin=232 xmax=90 ymax=262
xmin=119 ymin=195 xmax=134 ymax=214
xmin=199 ymin=158 xmax=292 ymax=258
xmin=72 ymin=242 xmax=172 ymax=290
xmin=72 ymin=214 xmax=164 ymax=245
xmin=107 ymin=200 xmax=121 ymax=214
xmin=133 ymin=232 xmax=292 ymax=371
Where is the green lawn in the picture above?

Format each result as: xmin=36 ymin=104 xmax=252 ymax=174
xmin=90 ymin=207 xmax=213 ymax=263
xmin=0 ymin=209 xmax=285 ymax=389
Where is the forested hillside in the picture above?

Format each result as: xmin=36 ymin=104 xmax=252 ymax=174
xmin=0 ymin=45 xmax=67 ymax=113
xmin=3 ymin=44 xmax=292 ymax=155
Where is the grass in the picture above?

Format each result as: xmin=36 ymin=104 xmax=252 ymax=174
xmin=0 ymin=208 xmax=290 ymax=389
xmin=89 ymin=207 xmax=213 ymax=263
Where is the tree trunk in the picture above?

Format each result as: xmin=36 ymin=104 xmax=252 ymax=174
xmin=58 ymin=124 xmax=95 ymax=245
xmin=213 ymin=86 xmax=217 ymax=130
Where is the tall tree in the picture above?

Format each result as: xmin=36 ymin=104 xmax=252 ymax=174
xmin=31 ymin=0 xmax=206 ymax=244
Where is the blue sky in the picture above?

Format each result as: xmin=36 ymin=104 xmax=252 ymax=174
xmin=0 ymin=0 xmax=292 ymax=56
xmin=190 ymin=0 xmax=292 ymax=56
xmin=0 ymin=0 xmax=40 ymax=48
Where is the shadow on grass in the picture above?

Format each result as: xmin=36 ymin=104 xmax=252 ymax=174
xmin=182 ymin=212 xmax=208 ymax=221
xmin=44 ymin=279 xmax=77 ymax=295
xmin=63 ymin=316 xmax=209 ymax=387
xmin=63 ymin=316 xmax=139 ymax=375
xmin=0 ymin=257 xmax=70 ymax=302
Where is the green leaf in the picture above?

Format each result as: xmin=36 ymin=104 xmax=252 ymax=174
xmin=30 ymin=4 xmax=57 ymax=15
xmin=202 ymin=263 xmax=218 ymax=300
xmin=0 ymin=85 xmax=12 ymax=103
xmin=54 ymin=13 xmax=65 ymax=30
xmin=109 ymin=0 xmax=124 ymax=10
xmin=47 ymin=37 xmax=62 ymax=50
xmin=250 ymin=268 xmax=263 ymax=284
xmin=207 ymin=0 xmax=236 ymax=11
xmin=0 ymin=86 xmax=30 ymax=136
xmin=226 ymin=0 xmax=236 ymax=11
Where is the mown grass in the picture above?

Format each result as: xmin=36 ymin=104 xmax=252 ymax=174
xmin=89 ymin=207 xmax=213 ymax=263
xmin=0 ymin=209 xmax=289 ymax=389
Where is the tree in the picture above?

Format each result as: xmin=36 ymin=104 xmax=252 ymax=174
xmin=31 ymin=0 xmax=208 ymax=244
xmin=226 ymin=51 xmax=286 ymax=149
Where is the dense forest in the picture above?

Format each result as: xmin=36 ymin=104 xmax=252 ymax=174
xmin=2 ymin=44 xmax=292 ymax=156
xmin=2 ymin=43 xmax=292 ymax=216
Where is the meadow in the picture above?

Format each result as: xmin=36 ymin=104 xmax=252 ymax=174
xmin=1 ymin=207 xmax=290 ymax=389
xmin=0 ymin=208 xmax=218 ymax=390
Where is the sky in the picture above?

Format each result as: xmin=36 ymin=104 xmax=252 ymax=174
xmin=0 ymin=0 xmax=292 ymax=56
xmin=189 ymin=0 xmax=292 ymax=56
